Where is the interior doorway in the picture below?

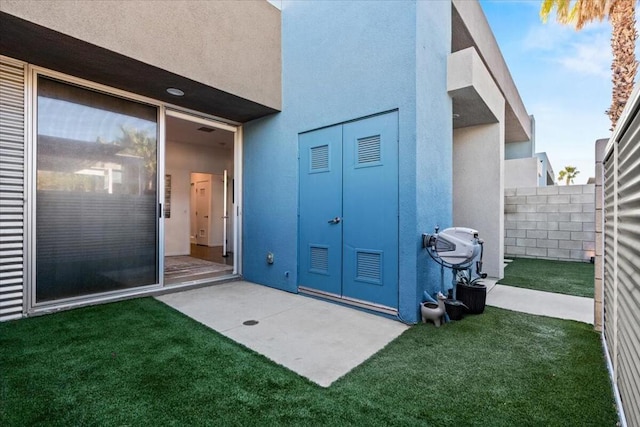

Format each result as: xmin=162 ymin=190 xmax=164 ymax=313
xmin=163 ymin=112 xmax=237 ymax=285
xmin=193 ymin=174 xmax=213 ymax=247
xmin=190 ymin=171 xmax=231 ymax=254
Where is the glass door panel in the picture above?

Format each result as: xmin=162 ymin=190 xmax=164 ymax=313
xmin=35 ymin=76 xmax=159 ymax=303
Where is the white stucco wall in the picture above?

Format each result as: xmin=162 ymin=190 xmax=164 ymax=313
xmin=450 ymin=48 xmax=506 ymax=279
xmin=505 ymin=157 xmax=539 ymax=188
xmin=453 ymin=123 xmax=505 ymax=279
xmin=448 ymin=47 xmax=504 ymax=119
xmin=452 ymin=0 xmax=530 ymax=143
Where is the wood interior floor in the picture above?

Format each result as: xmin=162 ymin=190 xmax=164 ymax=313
xmin=190 ymin=244 xmax=234 ymax=266
xmin=163 ymin=244 xmax=234 ymax=285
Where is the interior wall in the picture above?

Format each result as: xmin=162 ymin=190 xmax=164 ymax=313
xmin=165 ymin=140 xmax=233 ymax=256
xmin=453 ymin=121 xmax=505 ymax=279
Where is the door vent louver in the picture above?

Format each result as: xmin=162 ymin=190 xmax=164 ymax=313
xmin=357 ymin=136 xmax=381 ymax=164
xmin=310 ymin=246 xmax=329 ymax=272
xmin=356 ymin=251 xmax=381 ymax=283
xmin=310 ymin=145 xmax=329 ymax=170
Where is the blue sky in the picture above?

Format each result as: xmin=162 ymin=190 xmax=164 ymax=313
xmin=480 ymin=0 xmax=617 ymax=183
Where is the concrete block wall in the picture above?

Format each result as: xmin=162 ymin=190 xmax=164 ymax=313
xmin=594 ymin=139 xmax=607 ymax=332
xmin=504 ymin=185 xmax=595 ymax=262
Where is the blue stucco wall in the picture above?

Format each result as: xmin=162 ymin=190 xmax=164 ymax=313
xmin=413 ymin=1 xmax=453 ymax=319
xmin=243 ymin=0 xmax=452 ymax=323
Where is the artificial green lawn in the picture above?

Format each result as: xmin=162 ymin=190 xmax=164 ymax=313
xmin=498 ymin=257 xmax=595 ymax=298
xmin=1 ymin=298 xmax=616 ymax=426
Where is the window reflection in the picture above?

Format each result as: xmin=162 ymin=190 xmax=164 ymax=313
xmin=37 ymin=79 xmax=157 ymax=194
xmin=36 ymin=77 xmax=159 ymax=303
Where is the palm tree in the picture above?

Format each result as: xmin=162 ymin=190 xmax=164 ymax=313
xmin=558 ymin=165 xmax=580 ymax=184
xmin=117 ymin=127 xmax=157 ymax=192
xmin=540 ymin=0 xmax=638 ymax=130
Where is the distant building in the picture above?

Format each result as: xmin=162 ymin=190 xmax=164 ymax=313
xmin=504 ymin=115 xmax=556 ymax=188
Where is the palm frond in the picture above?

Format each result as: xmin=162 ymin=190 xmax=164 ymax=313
xmin=540 ymin=0 xmax=610 ymax=29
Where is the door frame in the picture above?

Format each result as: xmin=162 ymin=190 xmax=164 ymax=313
xmin=189 ymin=172 xmax=226 ymax=249
xmin=194 ymin=176 xmax=213 ymax=247
xmin=24 ymin=65 xmax=243 ymax=315
xmin=297 ymin=111 xmax=399 ymax=316
xmin=164 ymin=109 xmax=242 ymax=278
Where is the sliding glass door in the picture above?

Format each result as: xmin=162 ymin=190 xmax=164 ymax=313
xmin=35 ymin=76 xmax=160 ymax=303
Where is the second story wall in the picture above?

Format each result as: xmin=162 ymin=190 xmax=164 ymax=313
xmin=1 ymin=0 xmax=281 ymax=113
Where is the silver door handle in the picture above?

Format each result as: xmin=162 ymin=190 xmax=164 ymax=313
xmin=328 ymin=217 xmax=341 ymax=224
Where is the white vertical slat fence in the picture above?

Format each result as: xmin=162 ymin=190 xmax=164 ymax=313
xmin=0 ymin=56 xmax=26 ymax=321
xmin=602 ymin=85 xmax=640 ymax=427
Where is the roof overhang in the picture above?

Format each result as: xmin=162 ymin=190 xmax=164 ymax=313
xmin=448 ymin=48 xmax=504 ymax=129
xmin=451 ymin=0 xmax=531 ymax=143
xmin=0 ymin=12 xmax=278 ymax=123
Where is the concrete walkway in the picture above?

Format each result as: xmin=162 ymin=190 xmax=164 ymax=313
xmin=156 ymin=281 xmax=408 ymax=387
xmin=156 ymin=279 xmax=593 ymax=387
xmin=486 ymin=283 xmax=594 ymax=324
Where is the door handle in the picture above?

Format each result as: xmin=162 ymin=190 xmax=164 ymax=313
xmin=328 ymin=217 xmax=341 ymax=224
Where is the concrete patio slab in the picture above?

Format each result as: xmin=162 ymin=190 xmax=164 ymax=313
xmin=486 ymin=284 xmax=594 ymax=324
xmin=482 ymin=277 xmax=498 ymax=293
xmin=156 ymin=281 xmax=409 ymax=387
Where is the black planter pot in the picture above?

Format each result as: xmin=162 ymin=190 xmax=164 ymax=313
xmin=444 ymin=299 xmax=466 ymax=321
xmin=457 ymin=282 xmax=487 ymax=314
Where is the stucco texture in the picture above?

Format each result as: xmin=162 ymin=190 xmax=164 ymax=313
xmin=505 ymin=157 xmax=539 ymax=189
xmin=243 ymin=0 xmax=452 ymax=323
xmin=1 ymin=0 xmax=281 ymax=109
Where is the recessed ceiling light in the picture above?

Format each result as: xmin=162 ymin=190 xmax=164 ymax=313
xmin=166 ymin=87 xmax=184 ymax=96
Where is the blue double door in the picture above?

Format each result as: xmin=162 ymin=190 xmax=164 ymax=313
xmin=298 ymin=112 xmax=398 ymax=309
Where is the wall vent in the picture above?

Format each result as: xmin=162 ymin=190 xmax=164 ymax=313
xmin=357 ymin=135 xmax=381 ymax=165
xmin=310 ymin=145 xmax=329 ymax=171
xmin=356 ymin=251 xmax=382 ymax=283
xmin=310 ymin=246 xmax=329 ymax=273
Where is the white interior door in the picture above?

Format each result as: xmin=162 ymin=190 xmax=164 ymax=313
xmin=190 ymin=182 xmax=197 ymax=243
xmin=210 ymin=175 xmax=225 ymax=246
xmin=222 ymin=170 xmax=229 ymax=256
xmin=195 ymin=179 xmax=211 ymax=246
